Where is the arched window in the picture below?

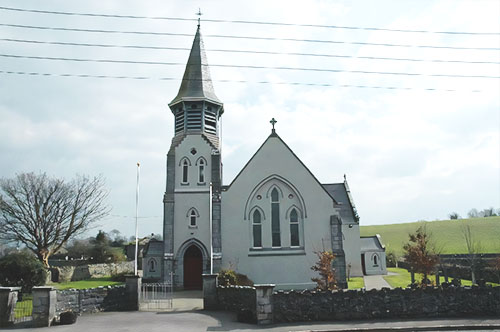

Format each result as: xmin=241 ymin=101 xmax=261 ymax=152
xmin=271 ymin=188 xmax=281 ymax=247
xmin=290 ymin=208 xmax=299 ymax=247
xmin=182 ymin=159 xmax=189 ymax=183
xmin=198 ymin=159 xmax=205 ymax=183
xmin=252 ymin=210 xmax=262 ymax=248
xmin=373 ymin=254 xmax=378 ymax=266
xmin=149 ymin=259 xmax=157 ymax=272
xmin=190 ymin=210 xmax=197 ymax=227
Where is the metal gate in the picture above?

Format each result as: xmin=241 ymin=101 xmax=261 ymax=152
xmin=140 ymin=282 xmax=173 ymax=311
xmin=14 ymin=293 xmax=33 ymax=324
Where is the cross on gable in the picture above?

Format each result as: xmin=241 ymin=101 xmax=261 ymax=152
xmin=270 ymin=118 xmax=277 ymax=130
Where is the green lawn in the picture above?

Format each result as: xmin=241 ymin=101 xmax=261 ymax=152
xmin=347 ymin=277 xmax=364 ymax=290
xmin=384 ymin=267 xmax=498 ymax=288
xmin=14 ymin=295 xmax=32 ymax=319
xmin=49 ymin=277 xmax=124 ymax=290
xmin=360 ymin=216 xmax=500 ymax=255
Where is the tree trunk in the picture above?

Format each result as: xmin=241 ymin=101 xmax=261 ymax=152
xmin=38 ymin=248 xmax=51 ymax=268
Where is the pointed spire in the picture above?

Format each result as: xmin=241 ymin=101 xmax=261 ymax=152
xmin=169 ymin=26 xmax=222 ymax=106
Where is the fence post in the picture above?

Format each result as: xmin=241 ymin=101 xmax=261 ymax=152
xmin=202 ymin=274 xmax=218 ymax=310
xmin=125 ymin=275 xmax=142 ymax=311
xmin=255 ymin=284 xmax=275 ymax=325
xmin=32 ymin=286 xmax=56 ymax=327
xmin=0 ymin=287 xmax=20 ymax=327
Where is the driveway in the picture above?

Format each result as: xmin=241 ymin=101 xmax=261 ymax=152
xmin=363 ymin=274 xmax=392 ymax=290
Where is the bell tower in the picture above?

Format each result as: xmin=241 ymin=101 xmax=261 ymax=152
xmin=162 ymin=25 xmax=223 ymax=288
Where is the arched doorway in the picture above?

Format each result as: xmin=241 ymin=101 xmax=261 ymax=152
xmin=183 ymin=245 xmax=203 ymax=289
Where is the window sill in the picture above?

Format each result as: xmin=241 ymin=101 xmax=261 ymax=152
xmin=248 ymin=247 xmax=305 ymax=257
xmin=180 ymin=182 xmax=190 ymax=186
xmin=188 ymin=225 xmax=198 ymax=229
xmin=197 ymin=182 xmax=206 ymax=186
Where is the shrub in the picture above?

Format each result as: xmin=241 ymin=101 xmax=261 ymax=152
xmin=218 ymin=269 xmax=237 ymax=286
xmin=0 ymin=251 xmax=47 ymax=292
xmin=217 ymin=269 xmax=254 ymax=286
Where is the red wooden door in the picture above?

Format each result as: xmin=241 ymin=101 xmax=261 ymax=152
xmin=183 ymin=245 xmax=203 ymax=290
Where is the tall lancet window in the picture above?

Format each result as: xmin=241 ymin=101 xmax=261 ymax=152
xmin=198 ymin=159 xmax=205 ymax=183
xmin=190 ymin=210 xmax=197 ymax=227
xmin=252 ymin=210 xmax=262 ymax=248
xmin=271 ymin=188 xmax=281 ymax=247
xmin=290 ymin=209 xmax=299 ymax=247
xmin=182 ymin=159 xmax=189 ymax=183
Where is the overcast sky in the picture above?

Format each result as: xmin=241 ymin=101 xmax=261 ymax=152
xmin=1 ymin=0 xmax=499 ymax=238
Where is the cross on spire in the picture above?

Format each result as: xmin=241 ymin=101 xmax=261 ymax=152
xmin=196 ymin=8 xmax=203 ymax=27
xmin=270 ymin=118 xmax=277 ymax=132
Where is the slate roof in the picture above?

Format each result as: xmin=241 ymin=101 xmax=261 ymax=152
xmin=360 ymin=235 xmax=385 ymax=252
xmin=143 ymin=239 xmax=164 ymax=256
xmin=169 ymin=26 xmax=222 ymax=107
xmin=322 ymin=183 xmax=359 ymax=224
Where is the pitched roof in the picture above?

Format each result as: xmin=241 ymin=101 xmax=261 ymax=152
xmin=225 ymin=130 xmax=338 ymax=205
xmin=360 ymin=235 xmax=385 ymax=252
xmin=169 ymin=26 xmax=222 ymax=106
xmin=322 ymin=183 xmax=359 ymax=224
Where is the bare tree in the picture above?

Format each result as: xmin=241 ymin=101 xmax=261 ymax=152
xmin=461 ymin=224 xmax=482 ymax=284
xmin=467 ymin=208 xmax=479 ymax=218
xmin=0 ymin=172 xmax=109 ymax=267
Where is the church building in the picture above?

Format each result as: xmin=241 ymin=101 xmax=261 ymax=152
xmin=143 ymin=25 xmax=385 ymax=289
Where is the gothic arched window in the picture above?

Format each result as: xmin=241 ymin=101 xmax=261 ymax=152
xmin=182 ymin=159 xmax=189 ymax=183
xmin=190 ymin=210 xmax=197 ymax=227
xmin=252 ymin=210 xmax=262 ymax=248
xmin=198 ymin=159 xmax=205 ymax=183
xmin=149 ymin=259 xmax=157 ymax=272
xmin=271 ymin=188 xmax=281 ymax=247
xmin=290 ymin=208 xmax=299 ymax=247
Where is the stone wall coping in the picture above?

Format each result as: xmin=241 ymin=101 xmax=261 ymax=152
xmin=0 ymin=286 xmax=21 ymax=292
xmin=254 ymin=284 xmax=276 ymax=288
xmin=202 ymin=273 xmax=219 ymax=278
xmin=32 ymin=286 xmax=55 ymax=291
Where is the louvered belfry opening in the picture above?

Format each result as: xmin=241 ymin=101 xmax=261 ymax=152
xmin=169 ymin=26 xmax=224 ymax=137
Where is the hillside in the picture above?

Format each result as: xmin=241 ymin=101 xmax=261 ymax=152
xmin=360 ymin=216 xmax=500 ymax=256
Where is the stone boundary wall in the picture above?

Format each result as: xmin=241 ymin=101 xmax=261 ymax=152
xmin=217 ymin=285 xmax=256 ymax=314
xmin=272 ymin=286 xmax=500 ymax=323
xmin=53 ymin=261 xmax=134 ymax=282
xmin=56 ymin=285 xmax=127 ymax=315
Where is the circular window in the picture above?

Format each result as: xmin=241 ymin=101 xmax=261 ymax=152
xmin=288 ymin=194 xmax=294 ymax=199
xmin=256 ymin=195 xmax=262 ymax=200
xmin=190 ymin=148 xmax=197 ymax=155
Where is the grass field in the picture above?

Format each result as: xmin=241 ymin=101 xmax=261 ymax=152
xmin=49 ymin=277 xmax=124 ymax=290
xmin=360 ymin=216 xmax=500 ymax=255
xmin=347 ymin=277 xmax=364 ymax=290
xmin=383 ymin=268 xmax=499 ymax=288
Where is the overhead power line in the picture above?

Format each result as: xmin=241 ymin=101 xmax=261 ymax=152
xmin=0 ymin=70 xmax=481 ymax=92
xmin=0 ymin=5 xmax=498 ymax=36
xmin=2 ymin=38 xmax=498 ymax=65
xmin=1 ymin=23 xmax=498 ymax=51
xmin=1 ymin=53 xmax=498 ymax=79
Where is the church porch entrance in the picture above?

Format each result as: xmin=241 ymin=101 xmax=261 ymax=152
xmin=183 ymin=245 xmax=203 ymax=290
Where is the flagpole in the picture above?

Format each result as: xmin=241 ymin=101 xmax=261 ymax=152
xmin=209 ymin=182 xmax=213 ymax=274
xmin=134 ymin=162 xmax=140 ymax=276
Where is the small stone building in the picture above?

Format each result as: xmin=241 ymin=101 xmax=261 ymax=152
xmin=360 ymin=235 xmax=387 ymax=275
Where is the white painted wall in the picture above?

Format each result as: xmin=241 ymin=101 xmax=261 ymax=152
xmin=173 ymin=135 xmax=213 ymax=257
xmin=342 ymin=224 xmax=363 ymax=277
xmin=362 ymin=251 xmax=387 ymax=275
xmin=221 ymin=134 xmax=340 ymax=290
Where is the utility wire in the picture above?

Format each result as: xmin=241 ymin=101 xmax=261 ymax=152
xmin=0 ymin=70 xmax=482 ymax=92
xmin=0 ymin=5 xmax=498 ymax=35
xmin=1 ymin=53 xmax=498 ymax=79
xmin=1 ymin=23 xmax=498 ymax=51
xmin=2 ymin=38 xmax=498 ymax=65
